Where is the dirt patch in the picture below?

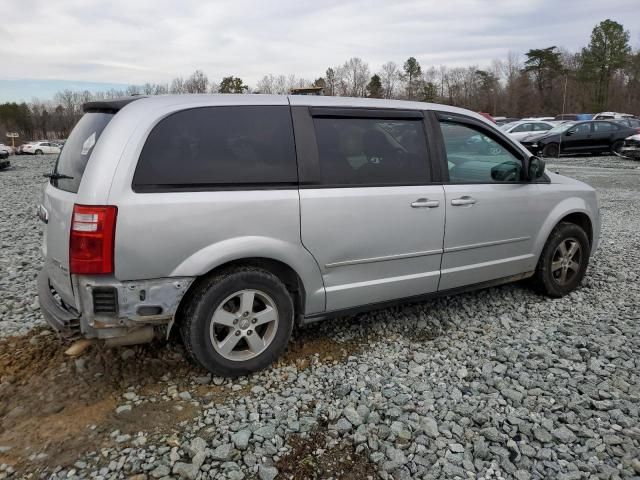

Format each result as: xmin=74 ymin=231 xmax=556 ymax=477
xmin=279 ymin=328 xmax=363 ymax=370
xmin=0 ymin=329 xmax=199 ymax=474
xmin=0 ymin=326 xmax=364 ymax=474
xmin=277 ymin=431 xmax=376 ymax=480
xmin=195 ymin=383 xmax=252 ymax=401
xmin=108 ymin=400 xmax=198 ymax=436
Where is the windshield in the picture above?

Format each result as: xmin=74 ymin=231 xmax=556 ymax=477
xmin=499 ymin=122 xmax=518 ymax=131
xmin=547 ymin=122 xmax=576 ymax=134
xmin=52 ymin=112 xmax=113 ymax=193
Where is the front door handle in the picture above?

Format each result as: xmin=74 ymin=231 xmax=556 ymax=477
xmin=411 ymin=198 xmax=440 ymax=208
xmin=451 ymin=196 xmax=477 ymax=206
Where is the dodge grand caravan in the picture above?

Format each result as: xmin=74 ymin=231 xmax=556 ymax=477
xmin=38 ymin=95 xmax=600 ymax=376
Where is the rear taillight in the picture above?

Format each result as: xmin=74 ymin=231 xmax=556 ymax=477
xmin=69 ymin=204 xmax=117 ymax=275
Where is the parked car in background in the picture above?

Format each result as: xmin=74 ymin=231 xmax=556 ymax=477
xmin=38 ymin=94 xmax=600 ymax=376
xmin=620 ymin=134 xmax=640 ymax=159
xmin=500 ymin=120 xmax=554 ymax=141
xmin=0 ymin=144 xmax=10 ymax=160
xmin=22 ymin=141 xmax=61 ymax=155
xmin=16 ymin=142 xmax=32 ymax=155
xmin=520 ymin=120 xmax=637 ymax=157
xmin=612 ymin=117 xmax=640 ymax=131
xmin=592 ymin=112 xmax=635 ymax=120
xmin=555 ymin=114 xmax=593 ymax=121
xmin=494 ymin=117 xmax=520 ymax=126
xmin=0 ymin=153 xmax=9 ymax=170
xmin=521 ymin=116 xmax=556 ymax=122
xmin=0 ymin=143 xmax=15 ymax=155
xmin=477 ymin=112 xmax=496 ymax=123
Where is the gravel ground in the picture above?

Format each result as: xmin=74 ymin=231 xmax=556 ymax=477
xmin=0 ymin=155 xmax=52 ymax=337
xmin=0 ymin=153 xmax=639 ymax=479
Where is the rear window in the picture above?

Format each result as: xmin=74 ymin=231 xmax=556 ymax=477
xmin=594 ymin=122 xmax=618 ymax=132
xmin=133 ymin=106 xmax=297 ymax=191
xmin=52 ymin=112 xmax=113 ymax=193
xmin=313 ymin=117 xmax=430 ymax=186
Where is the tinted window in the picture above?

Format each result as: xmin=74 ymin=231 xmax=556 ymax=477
xmin=133 ymin=106 xmax=297 ymax=190
xmin=593 ymin=121 xmax=617 ymax=132
xmin=511 ymin=123 xmax=532 ymax=133
xmin=52 ymin=112 xmax=114 ymax=193
xmin=569 ymin=123 xmax=591 ymax=135
xmin=533 ymin=123 xmax=551 ymax=131
xmin=313 ymin=117 xmax=430 ymax=186
xmin=440 ymin=121 xmax=523 ymax=183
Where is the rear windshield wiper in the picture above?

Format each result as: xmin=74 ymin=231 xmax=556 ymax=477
xmin=44 ymin=172 xmax=74 ymax=180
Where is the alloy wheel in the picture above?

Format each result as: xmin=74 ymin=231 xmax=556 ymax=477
xmin=551 ymin=238 xmax=582 ymax=286
xmin=209 ymin=289 xmax=279 ymax=362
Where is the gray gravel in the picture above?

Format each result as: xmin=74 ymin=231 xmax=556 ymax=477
xmin=0 ymin=154 xmax=53 ymax=337
xmin=1 ymin=154 xmax=640 ymax=479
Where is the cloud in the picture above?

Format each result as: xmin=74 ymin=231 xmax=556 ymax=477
xmin=0 ymin=0 xmax=638 ymax=89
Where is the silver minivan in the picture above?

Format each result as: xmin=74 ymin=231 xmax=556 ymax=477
xmin=38 ymin=94 xmax=600 ymax=376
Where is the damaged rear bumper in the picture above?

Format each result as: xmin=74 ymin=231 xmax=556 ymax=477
xmin=38 ymin=269 xmax=81 ymax=338
xmin=38 ymin=268 xmax=194 ymax=342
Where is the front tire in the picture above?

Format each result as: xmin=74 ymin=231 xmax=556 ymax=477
xmin=542 ymin=143 xmax=559 ymax=158
xmin=180 ymin=266 xmax=294 ymax=377
xmin=35 ymin=149 xmax=43 ymax=155
xmin=532 ymin=222 xmax=590 ymax=297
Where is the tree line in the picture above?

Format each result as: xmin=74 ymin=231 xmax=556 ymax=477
xmin=1 ymin=19 xmax=638 ymax=141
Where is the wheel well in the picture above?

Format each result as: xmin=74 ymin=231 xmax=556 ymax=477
xmin=176 ymin=257 xmax=306 ymax=323
xmin=558 ymin=212 xmax=593 ymax=247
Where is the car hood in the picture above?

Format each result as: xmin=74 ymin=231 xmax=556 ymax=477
xmin=546 ymin=171 xmax=594 ymax=189
xmin=625 ymin=134 xmax=640 ymax=141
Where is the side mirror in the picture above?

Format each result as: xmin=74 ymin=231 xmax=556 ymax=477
xmin=490 ymin=161 xmax=522 ymax=181
xmin=527 ymin=156 xmax=546 ymax=180
xmin=565 ymin=129 xmax=576 ymax=136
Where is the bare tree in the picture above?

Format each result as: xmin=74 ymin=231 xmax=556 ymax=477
xmin=380 ymin=61 xmax=401 ymax=99
xmin=257 ymin=75 xmax=276 ymax=94
xmin=184 ymin=70 xmax=209 ymax=93
xmin=126 ymin=85 xmax=141 ymax=96
xmin=337 ymin=57 xmax=370 ymax=97
xmin=324 ymin=68 xmax=337 ymax=96
xmin=170 ymin=77 xmax=186 ymax=94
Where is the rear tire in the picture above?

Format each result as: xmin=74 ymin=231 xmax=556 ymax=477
xmin=532 ymin=222 xmax=590 ymax=297
xmin=542 ymin=143 xmax=559 ymax=158
xmin=180 ymin=266 xmax=294 ymax=377
xmin=611 ymin=140 xmax=624 ymax=157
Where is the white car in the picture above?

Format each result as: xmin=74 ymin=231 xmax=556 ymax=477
xmin=22 ymin=141 xmax=61 ymax=155
xmin=520 ymin=116 xmax=556 ymax=122
xmin=500 ymin=120 xmax=554 ymax=141
xmin=0 ymin=143 xmax=14 ymax=156
xmin=593 ymin=112 xmax=634 ymax=120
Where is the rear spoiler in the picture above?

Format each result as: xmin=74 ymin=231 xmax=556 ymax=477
xmin=82 ymin=96 xmax=147 ymax=113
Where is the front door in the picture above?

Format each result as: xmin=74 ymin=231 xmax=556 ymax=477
xmin=436 ymin=114 xmax=548 ymax=290
xmin=294 ymin=108 xmax=446 ymax=312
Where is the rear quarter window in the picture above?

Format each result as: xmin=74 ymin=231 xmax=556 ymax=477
xmin=133 ymin=106 xmax=297 ymax=191
xmin=312 ymin=116 xmax=430 ymax=186
xmin=52 ymin=112 xmax=113 ymax=193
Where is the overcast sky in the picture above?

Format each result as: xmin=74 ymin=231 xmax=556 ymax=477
xmin=1 ymin=0 xmax=639 ymax=100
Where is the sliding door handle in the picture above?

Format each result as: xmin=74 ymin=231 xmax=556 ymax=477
xmin=411 ymin=198 xmax=440 ymax=208
xmin=451 ymin=196 xmax=477 ymax=206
